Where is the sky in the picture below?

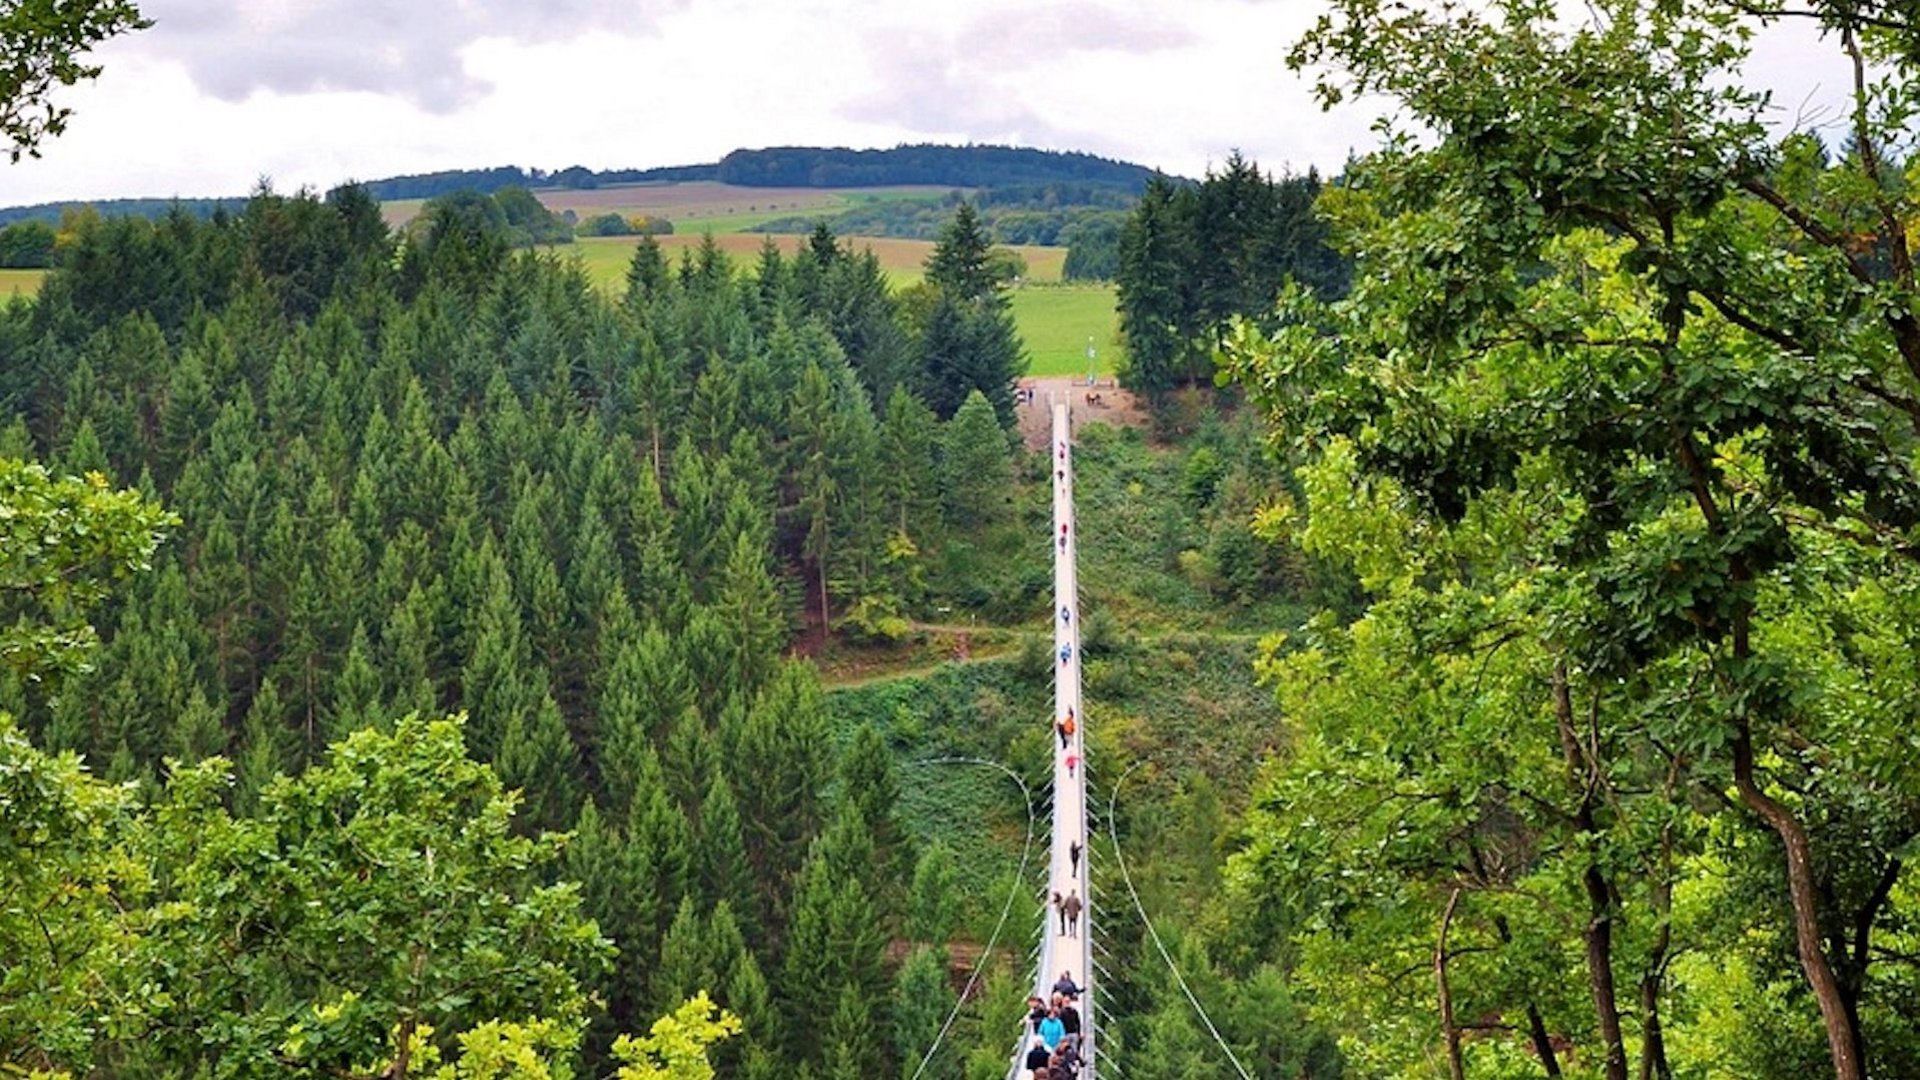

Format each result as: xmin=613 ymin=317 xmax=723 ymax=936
xmin=0 ymin=0 xmax=1862 ymax=207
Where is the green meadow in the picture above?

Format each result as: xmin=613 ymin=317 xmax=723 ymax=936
xmin=1010 ymin=284 xmax=1119 ymax=377
xmin=0 ymin=269 xmax=46 ymax=298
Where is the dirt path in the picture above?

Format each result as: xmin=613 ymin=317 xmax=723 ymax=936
xmin=1014 ymin=376 xmax=1148 ymax=451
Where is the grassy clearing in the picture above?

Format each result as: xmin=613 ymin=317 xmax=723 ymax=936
xmin=1010 ymin=284 xmax=1118 ymax=378
xmin=554 ymin=234 xmax=1071 ymax=291
xmin=0 ymin=269 xmax=45 ymax=298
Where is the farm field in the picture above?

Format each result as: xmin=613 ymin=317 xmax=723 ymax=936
xmin=381 ymin=181 xmax=953 ymax=231
xmin=0 ymin=269 xmax=45 ymax=298
xmin=556 ymin=234 xmax=1067 ymax=288
xmin=1010 ymin=284 xmax=1119 ymax=377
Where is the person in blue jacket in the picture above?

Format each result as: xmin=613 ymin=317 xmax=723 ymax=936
xmin=1038 ymin=1008 xmax=1066 ymax=1051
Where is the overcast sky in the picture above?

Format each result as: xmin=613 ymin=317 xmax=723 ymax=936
xmin=0 ymin=0 xmax=1860 ymax=207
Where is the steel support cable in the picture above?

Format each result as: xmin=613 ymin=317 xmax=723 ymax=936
xmin=1106 ymin=762 xmax=1255 ymax=1080
xmin=903 ymin=756 xmax=1042 ymax=1080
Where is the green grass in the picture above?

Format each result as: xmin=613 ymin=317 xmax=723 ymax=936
xmin=0 ymin=269 xmax=45 ymax=298
xmin=1010 ymin=284 xmax=1119 ymax=377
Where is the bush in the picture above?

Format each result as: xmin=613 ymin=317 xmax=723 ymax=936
xmin=841 ymin=594 xmax=913 ymax=644
xmin=579 ymin=212 xmax=634 ymax=237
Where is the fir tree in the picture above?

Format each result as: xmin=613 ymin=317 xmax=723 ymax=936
xmin=495 ymin=690 xmax=581 ymax=834
xmin=939 ymin=390 xmax=1013 ymax=529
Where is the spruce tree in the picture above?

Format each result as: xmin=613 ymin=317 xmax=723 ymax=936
xmin=907 ymin=841 xmax=960 ymax=947
xmin=939 ymin=390 xmax=1013 ymax=530
xmin=1115 ymin=176 xmax=1190 ymax=399
xmin=495 ymin=690 xmax=581 ymax=834
xmin=892 ymin=945 xmax=952 ymax=1080
xmin=653 ymin=895 xmax=711 ymax=1016
xmin=788 ymin=361 xmax=839 ymax=630
xmin=727 ymin=663 xmax=832 ymax=931
xmin=924 ymin=202 xmax=996 ymax=304
xmin=838 ymin=723 xmax=904 ymax=918
xmin=696 ymin=769 xmax=761 ymax=947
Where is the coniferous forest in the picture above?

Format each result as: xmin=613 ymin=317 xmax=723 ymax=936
xmin=0 ymin=184 xmax=1044 ymax=1076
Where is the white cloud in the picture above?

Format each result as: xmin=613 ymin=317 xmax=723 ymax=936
xmin=0 ymin=0 xmax=1868 ymax=208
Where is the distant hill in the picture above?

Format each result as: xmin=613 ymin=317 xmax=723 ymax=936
xmin=714 ymin=145 xmax=1162 ymax=190
xmin=0 ymin=144 xmax=1173 ymax=224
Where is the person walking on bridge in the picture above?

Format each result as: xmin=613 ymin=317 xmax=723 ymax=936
xmin=1025 ymin=1037 xmax=1051 ymax=1074
xmin=1063 ymin=889 xmax=1083 ymax=937
xmin=1070 ymin=840 xmax=1082 ymax=877
xmin=1053 ymin=891 xmax=1068 ymax=935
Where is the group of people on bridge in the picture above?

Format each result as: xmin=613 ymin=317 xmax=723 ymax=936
xmin=1024 ymin=973 xmax=1086 ymax=1078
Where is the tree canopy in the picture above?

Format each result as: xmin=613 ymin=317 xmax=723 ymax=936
xmin=0 ymin=0 xmax=148 ymax=161
xmin=1226 ymin=1 xmax=1920 ymax=1077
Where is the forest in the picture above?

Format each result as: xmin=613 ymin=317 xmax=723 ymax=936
xmin=0 ymin=175 xmax=1050 ymax=1076
xmin=7 ymin=0 xmax=1920 ymax=1078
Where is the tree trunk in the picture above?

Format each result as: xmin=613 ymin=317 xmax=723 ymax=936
xmin=1492 ymin=911 xmax=1562 ymax=1077
xmin=1639 ymin=826 xmax=1673 ymax=1080
xmin=1553 ymin=663 xmax=1628 ymax=1080
xmin=1729 ymin=611 xmax=1864 ymax=1080
xmin=1437 ymin=886 xmax=1466 ymax=1080
xmin=1526 ymin=1004 xmax=1562 ymax=1079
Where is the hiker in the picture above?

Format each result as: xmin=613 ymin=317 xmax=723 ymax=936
xmin=1060 ymin=996 xmax=1082 ymax=1042
xmin=1054 ymin=970 xmax=1082 ymax=999
xmin=1025 ymin=1036 xmax=1052 ymax=1073
xmin=1059 ymin=643 xmax=1072 ymax=664
xmin=1053 ymin=891 xmax=1068 ymax=934
xmin=1027 ymin=995 xmax=1049 ymax=1032
xmin=1039 ymin=1008 xmax=1066 ymax=1051
xmin=1053 ymin=1035 xmax=1083 ymax=1075
xmin=1057 ymin=712 xmax=1075 ymax=749
xmin=1064 ymin=889 xmax=1083 ymax=936
xmin=1065 ymin=752 xmax=1078 ymax=779
xmin=1070 ymin=840 xmax=1082 ymax=876
xmin=1061 ymin=605 xmax=1071 ymax=624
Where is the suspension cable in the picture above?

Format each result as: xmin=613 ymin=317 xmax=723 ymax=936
xmin=1105 ymin=761 xmax=1255 ymax=1080
xmin=904 ymin=756 xmax=1042 ymax=1080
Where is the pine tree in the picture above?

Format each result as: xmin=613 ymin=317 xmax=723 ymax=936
xmin=776 ymin=802 xmax=888 ymax=1072
xmin=167 ymin=682 xmax=226 ymax=763
xmin=924 ymin=202 xmax=996 ymax=305
xmin=663 ymin=706 xmax=717 ymax=816
xmin=712 ymin=530 xmax=785 ymax=700
xmin=906 ymin=841 xmax=960 ymax=947
xmin=1115 ymin=176 xmax=1191 ymax=399
xmin=495 ymin=690 xmax=582 ymax=834
xmin=324 ymin=621 xmax=384 ymax=743
xmin=458 ymin=538 xmax=533 ymax=761
xmin=727 ymin=663 xmax=833 ymax=932
xmin=939 ymin=390 xmax=1013 ymax=530
xmin=379 ymin=584 xmax=439 ymax=719
xmin=880 ymin=385 xmax=940 ymax=543
xmin=788 ymin=361 xmax=839 ymax=630
xmin=892 ymin=945 xmax=952 ymax=1080
xmin=630 ymin=760 xmax=695 ymax=914
xmin=235 ymin=677 xmax=294 ymax=811
xmin=696 ymin=769 xmax=761 ymax=947
xmin=624 ymin=234 xmax=669 ymax=308
xmin=653 ymin=895 xmax=711 ymax=1017
xmin=838 ymin=723 xmax=904 ymax=919
xmin=566 ymin=799 xmax=661 ymax=1066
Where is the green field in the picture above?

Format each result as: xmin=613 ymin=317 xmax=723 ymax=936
xmin=554 ymin=234 xmax=1069 ymax=288
xmin=0 ymin=269 xmax=46 ymax=298
xmin=1010 ymin=284 xmax=1119 ymax=377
